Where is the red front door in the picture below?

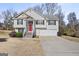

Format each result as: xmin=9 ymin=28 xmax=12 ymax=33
xmin=28 ymin=22 xmax=32 ymax=32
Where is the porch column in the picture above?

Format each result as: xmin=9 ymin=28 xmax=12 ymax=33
xmin=32 ymin=20 xmax=36 ymax=36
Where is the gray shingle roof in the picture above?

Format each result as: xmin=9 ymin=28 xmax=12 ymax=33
xmin=44 ymin=15 xmax=59 ymax=21
xmin=13 ymin=8 xmax=59 ymax=21
xmin=32 ymin=9 xmax=59 ymax=21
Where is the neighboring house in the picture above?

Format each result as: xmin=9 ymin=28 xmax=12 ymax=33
xmin=13 ymin=9 xmax=59 ymax=37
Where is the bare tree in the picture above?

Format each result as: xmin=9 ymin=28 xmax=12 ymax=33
xmin=1 ymin=9 xmax=18 ymax=30
xmin=66 ymin=12 xmax=79 ymax=36
xmin=67 ymin=12 xmax=78 ymax=31
xmin=33 ymin=4 xmax=44 ymax=14
xmin=33 ymin=3 xmax=58 ymax=16
xmin=43 ymin=3 xmax=58 ymax=16
xmin=55 ymin=7 xmax=65 ymax=34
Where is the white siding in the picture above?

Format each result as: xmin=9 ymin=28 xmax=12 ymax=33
xmin=36 ymin=21 xmax=59 ymax=36
xmin=47 ymin=21 xmax=58 ymax=30
xmin=56 ymin=21 xmax=59 ymax=32
xmin=13 ymin=19 xmax=27 ymax=36
xmin=13 ymin=19 xmax=26 ymax=28
xmin=36 ymin=29 xmax=40 ymax=36
xmin=36 ymin=20 xmax=46 ymax=28
xmin=26 ymin=10 xmax=44 ymax=20
xmin=15 ymin=28 xmax=18 ymax=32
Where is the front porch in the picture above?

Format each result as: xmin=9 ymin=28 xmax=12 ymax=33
xmin=24 ymin=20 xmax=36 ymax=38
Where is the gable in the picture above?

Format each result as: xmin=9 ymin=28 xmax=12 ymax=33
xmin=13 ymin=9 xmax=45 ymax=20
xmin=25 ymin=9 xmax=45 ymax=20
xmin=14 ymin=13 xmax=30 ymax=19
xmin=17 ymin=13 xmax=28 ymax=19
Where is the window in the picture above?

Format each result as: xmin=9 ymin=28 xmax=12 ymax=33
xmin=18 ymin=28 xmax=24 ymax=33
xmin=17 ymin=19 xmax=23 ymax=25
xmin=36 ymin=20 xmax=44 ymax=25
xmin=48 ymin=20 xmax=56 ymax=25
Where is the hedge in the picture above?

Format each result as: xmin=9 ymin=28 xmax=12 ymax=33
xmin=16 ymin=32 xmax=23 ymax=37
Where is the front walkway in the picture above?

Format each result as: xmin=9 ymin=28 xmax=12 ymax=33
xmin=40 ymin=36 xmax=79 ymax=56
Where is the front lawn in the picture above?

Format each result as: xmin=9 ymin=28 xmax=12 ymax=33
xmin=0 ymin=30 xmax=11 ymax=38
xmin=0 ymin=38 xmax=43 ymax=56
xmin=0 ymin=30 xmax=43 ymax=56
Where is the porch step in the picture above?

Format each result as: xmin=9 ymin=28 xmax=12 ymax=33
xmin=24 ymin=32 xmax=33 ymax=38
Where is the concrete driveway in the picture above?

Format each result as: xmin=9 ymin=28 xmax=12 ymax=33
xmin=40 ymin=36 xmax=79 ymax=56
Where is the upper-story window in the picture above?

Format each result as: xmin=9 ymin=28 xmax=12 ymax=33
xmin=17 ymin=19 xmax=23 ymax=25
xmin=36 ymin=20 xmax=44 ymax=25
xmin=48 ymin=20 xmax=56 ymax=25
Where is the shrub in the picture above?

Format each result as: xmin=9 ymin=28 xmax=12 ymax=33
xmin=9 ymin=31 xmax=16 ymax=37
xmin=66 ymin=29 xmax=75 ymax=36
xmin=16 ymin=32 xmax=23 ymax=37
xmin=75 ymin=31 xmax=79 ymax=38
xmin=32 ymin=31 xmax=36 ymax=38
xmin=71 ymin=33 xmax=76 ymax=37
xmin=57 ymin=32 xmax=62 ymax=36
xmin=32 ymin=34 xmax=36 ymax=38
xmin=63 ymin=32 xmax=67 ymax=35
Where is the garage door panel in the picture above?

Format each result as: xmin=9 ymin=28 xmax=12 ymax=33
xmin=39 ymin=30 xmax=57 ymax=36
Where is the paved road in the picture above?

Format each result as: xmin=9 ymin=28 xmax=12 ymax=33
xmin=40 ymin=36 xmax=79 ymax=56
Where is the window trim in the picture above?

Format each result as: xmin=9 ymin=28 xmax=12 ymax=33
xmin=48 ymin=20 xmax=56 ymax=25
xmin=17 ymin=19 xmax=23 ymax=25
xmin=18 ymin=28 xmax=24 ymax=33
xmin=36 ymin=20 xmax=44 ymax=25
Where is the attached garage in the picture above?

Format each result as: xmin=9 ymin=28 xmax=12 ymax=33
xmin=36 ymin=29 xmax=57 ymax=36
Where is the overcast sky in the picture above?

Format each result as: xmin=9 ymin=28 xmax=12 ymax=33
xmin=0 ymin=3 xmax=79 ymax=23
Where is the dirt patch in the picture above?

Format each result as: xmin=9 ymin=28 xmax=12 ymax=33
xmin=0 ymin=38 xmax=7 ymax=42
xmin=0 ymin=30 xmax=11 ymax=38
xmin=0 ymin=30 xmax=43 ymax=56
xmin=62 ymin=36 xmax=79 ymax=42
xmin=0 ymin=38 xmax=43 ymax=56
xmin=7 ymin=38 xmax=43 ymax=56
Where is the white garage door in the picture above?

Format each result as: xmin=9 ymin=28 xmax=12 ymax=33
xmin=36 ymin=29 xmax=57 ymax=36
